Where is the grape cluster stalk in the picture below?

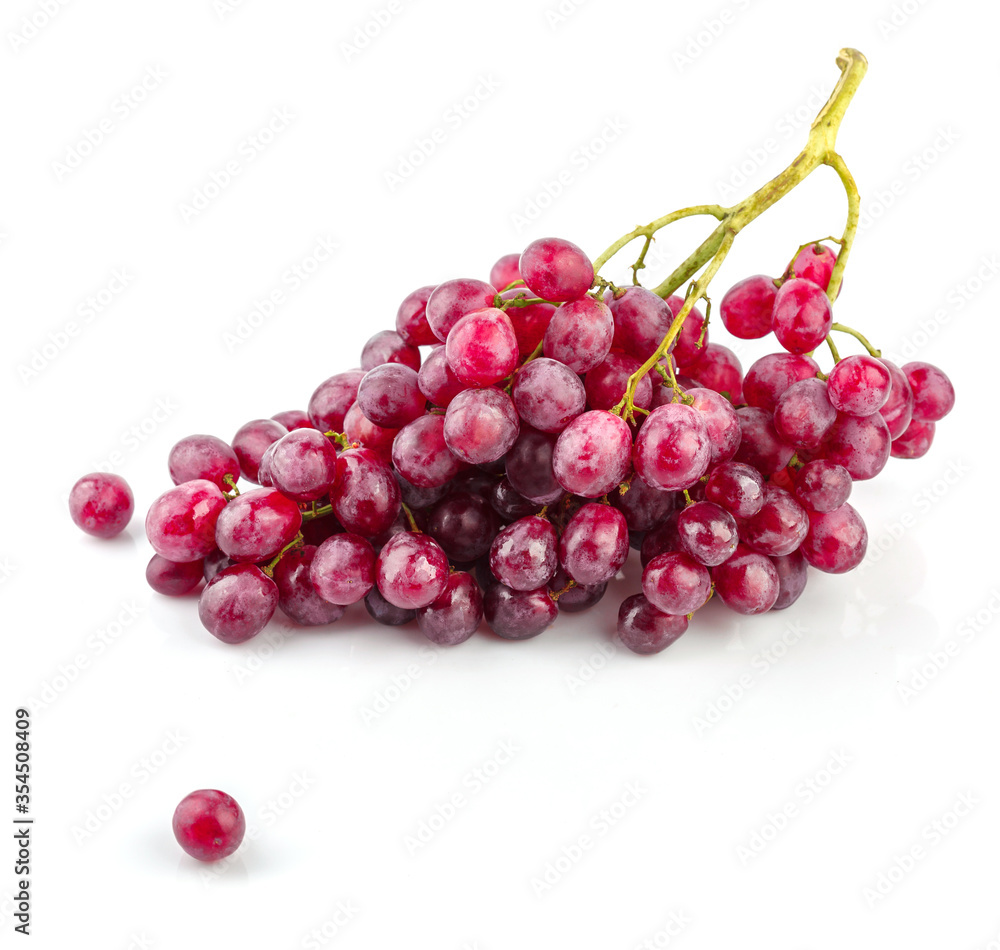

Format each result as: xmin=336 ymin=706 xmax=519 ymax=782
xmin=71 ymin=49 xmax=956 ymax=656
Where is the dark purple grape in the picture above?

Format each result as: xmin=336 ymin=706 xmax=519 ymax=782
xmin=484 ymin=584 xmax=557 ymax=639
xmin=505 ymin=428 xmax=563 ymax=504
xmin=273 ymin=545 xmax=346 ymax=625
xmin=770 ymin=550 xmax=808 ymax=609
xmin=145 ymin=554 xmax=203 ymax=596
xmin=365 ymin=587 xmax=416 ymax=626
xmin=548 ymin=568 xmax=607 ymax=613
xmin=417 ymin=572 xmax=483 ymax=645
xmin=427 ymin=492 xmax=498 ymax=563
xmin=490 ymin=477 xmax=542 ymax=521
xmin=617 ymin=594 xmax=689 ymax=655
xmin=610 ymin=475 xmax=677 ymax=531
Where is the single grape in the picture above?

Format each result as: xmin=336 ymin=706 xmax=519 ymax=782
xmin=427 ymin=492 xmax=498 ymax=562
xmin=445 ymin=307 xmax=519 ymax=387
xmin=490 ymin=252 xmax=521 ymax=291
xmin=616 ymin=594 xmax=689 ymax=655
xmin=553 ymin=410 xmax=633 ymax=497
xmin=743 ymin=353 xmax=820 ymax=412
xmin=443 ymin=387 xmax=520 ymax=464
xmin=417 ymin=345 xmax=467 ymax=408
xmin=665 ymin=296 xmax=708 ymax=370
xmin=168 ymin=435 xmax=240 ymax=490
xmin=800 ymin=503 xmax=867 ymax=573
xmin=172 ymin=789 xmax=245 ymax=862
xmin=771 ymin=278 xmax=833 ymax=354
xmin=146 ymin=479 xmax=228 ymax=563
xmin=878 ymin=359 xmax=915 ymax=439
xmin=145 ymin=554 xmax=203 ymax=596
xmin=198 ymin=563 xmax=278 ymax=643
xmin=542 ymin=297 xmax=614 ymax=373
xmin=330 ymin=447 xmax=402 ymax=537
xmin=484 ymin=584 xmax=557 ymax=639
xmin=770 ymin=549 xmax=808 ymax=609
xmin=687 ymin=387 xmax=741 ymax=463
xmin=257 ymin=442 xmax=277 ymax=487
xmin=773 ymin=378 xmax=837 ymax=447
xmin=268 ymin=428 xmax=339 ymax=502
xmin=823 ymin=412 xmax=891 ymax=480
xmin=356 ymin=363 xmax=425 ymax=429
xmin=490 ymin=516 xmax=558 ymax=591
xmin=511 ymin=357 xmax=586 ymax=433
xmin=558 ymin=503 xmax=629 ymax=585
xmin=903 ymin=362 xmax=955 ymax=421
xmin=202 ymin=548 xmax=234 ymax=583
xmin=417 ymin=571 xmax=484 ymax=645
xmin=231 ymin=418 xmax=290 ymax=484
xmin=69 ymin=472 xmax=134 ymax=538
xmin=633 ymin=403 xmax=711 ymax=491
xmin=361 ymin=329 xmax=421 ymax=372
xmin=704 ymin=461 xmax=766 ymax=519
xmin=794 ymin=460 xmax=852 ymax=513
xmin=273 ymin=545 xmax=346 ymax=625
xmin=365 ymin=587 xmax=416 ymax=625
xmin=309 ymin=532 xmax=375 ymax=605
xmin=890 ymin=418 xmax=935 ymax=459
xmin=215 ymin=488 xmax=302 ymax=563
xmin=643 ymin=552 xmax=711 ymax=614
xmin=376 ymin=532 xmax=449 ymax=609
xmin=787 ymin=242 xmax=837 ymax=291
xmin=491 ymin=477 xmax=542 ymax=521
xmin=734 ymin=407 xmax=795 ymax=475
xmin=505 ymin=428 xmax=563 ymax=504
xmin=688 ymin=343 xmax=744 ymax=405
xmin=390 ymin=414 xmax=461 ymax=489
xmin=639 ymin=511 xmax=682 ymax=567
xmin=827 ymin=355 xmax=892 ymax=416
xmin=677 ymin=500 xmax=739 ymax=566
xmin=500 ymin=289 xmax=556 ymax=357
xmin=609 ymin=287 xmax=674 ymax=361
xmin=739 ymin=486 xmax=808 ymax=557
xmin=610 ymin=474 xmax=677 ymax=531
xmin=308 ymin=370 xmax=365 ymax=435
xmin=548 ymin=567 xmax=607 ymax=613
xmin=426 ymin=278 xmax=497 ymax=342
xmin=395 ymin=285 xmax=438 ymax=346
xmin=271 ymin=409 xmax=314 ymax=431
xmin=343 ymin=401 xmax=398 ymax=464
xmin=719 ymin=274 xmax=778 ymax=339
xmin=585 ymin=352 xmax=653 ymax=412
xmin=519 ymin=237 xmax=594 ymax=302
xmin=711 ymin=545 xmax=780 ymax=614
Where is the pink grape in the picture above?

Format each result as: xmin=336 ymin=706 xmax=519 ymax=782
xmin=146 ymin=479 xmax=228 ymax=563
xmin=445 ymin=307 xmax=519 ymax=387
xmin=711 ymin=545 xmax=780 ymax=614
xmin=231 ymin=418 xmax=289 ymax=484
xmin=484 ymin=584 xmax=557 ymax=639
xmin=356 ymin=363 xmax=425 ymax=429
xmin=376 ymin=532 xmax=450 ymax=610
xmin=273 ymin=545 xmax=346 ymax=625
xmin=490 ymin=516 xmax=558 ymax=591
xmin=772 ymin=278 xmax=833 ymax=354
xmin=519 ymin=237 xmax=594 ymax=302
xmin=69 ymin=472 xmax=134 ymax=538
xmin=800 ymin=503 xmax=867 ymax=573
xmin=558 ymin=503 xmax=629 ymax=585
xmin=643 ymin=551 xmax=711 ymax=615
xmin=738 ymin=486 xmax=808 ymax=557
xmin=553 ymin=410 xmax=633 ymax=497
xmin=361 ymin=329 xmax=421 ymax=372
xmin=773 ymin=377 xmax=837 ymax=447
xmin=689 ymin=343 xmax=744 ymax=405
xmin=310 ymin=533 xmax=376 ymax=605
xmin=490 ymin=252 xmax=521 ymax=291
xmin=417 ymin=346 xmax=467 ymax=408
xmin=823 ymin=412 xmax=891 ymax=480
xmin=794 ymin=460 xmax=852 ymax=513
xmin=787 ymin=242 xmax=837 ymax=291
xmin=511 ymin=357 xmax=586 ymax=433
xmin=443 ymin=387 xmax=520 ymax=464
xmin=903 ymin=362 xmax=955 ymax=421
xmin=331 ymin=447 xmax=402 ymax=537
xmin=268 ymin=428 xmax=339 ymax=502
xmin=609 ymin=287 xmax=674 ymax=361
xmin=734 ymin=407 xmax=794 ymax=474
xmin=827 ymin=355 xmax=892 ymax=416
xmin=343 ymin=401 xmax=398 ymax=463
xmin=542 ymin=297 xmax=614 ymax=373
xmin=391 ymin=414 xmax=462 ymax=488
xmin=215 ymin=488 xmax=302 ymax=563
xmin=719 ymin=275 xmax=777 ymax=339
xmin=585 ymin=352 xmax=653 ymax=412
xmin=743 ymin=353 xmax=820 ymax=412
xmin=666 ymin=296 xmax=708 ymax=370
xmin=198 ymin=563 xmax=278 ymax=643
xmin=417 ymin=571 xmax=483 ymax=646
xmin=145 ymin=554 xmax=203 ymax=596
xmin=771 ymin=549 xmax=808 ymax=609
xmin=500 ymin=289 xmax=556 ymax=357
xmin=891 ymin=418 xmax=935 ymax=459
xmin=677 ymin=500 xmax=739 ymax=566
xmin=878 ymin=360 xmax=915 ymax=439
xmin=633 ymin=403 xmax=711 ymax=491
xmin=168 ymin=435 xmax=240 ymax=490
xmin=308 ymin=370 xmax=365 ymax=434
xmin=271 ymin=409 xmax=313 ymax=431
xmin=426 ymin=278 xmax=497 ymax=342
xmin=686 ymin=387 xmax=741 ymax=463
xmin=395 ymin=285 xmax=437 ymax=346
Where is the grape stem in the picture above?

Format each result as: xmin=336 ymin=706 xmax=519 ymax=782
xmin=599 ymin=48 xmax=868 ymax=421
xmin=830 ymin=322 xmax=881 ymax=357
xmin=260 ymin=533 xmax=304 ymax=577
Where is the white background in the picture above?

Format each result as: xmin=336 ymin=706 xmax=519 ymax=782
xmin=3 ymin=0 xmax=999 ymax=947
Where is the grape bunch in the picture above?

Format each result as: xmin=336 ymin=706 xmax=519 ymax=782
xmin=72 ymin=232 xmax=954 ymax=657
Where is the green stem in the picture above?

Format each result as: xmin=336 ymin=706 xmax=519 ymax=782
xmin=302 ymin=503 xmax=334 ymax=522
xmin=261 ymin=533 xmax=304 ymax=577
xmin=401 ymin=502 xmax=420 ymax=532
xmin=825 ymin=334 xmax=842 ymax=364
xmin=830 ymin=322 xmax=881 ymax=357
xmin=596 ymin=48 xmax=868 ymax=419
